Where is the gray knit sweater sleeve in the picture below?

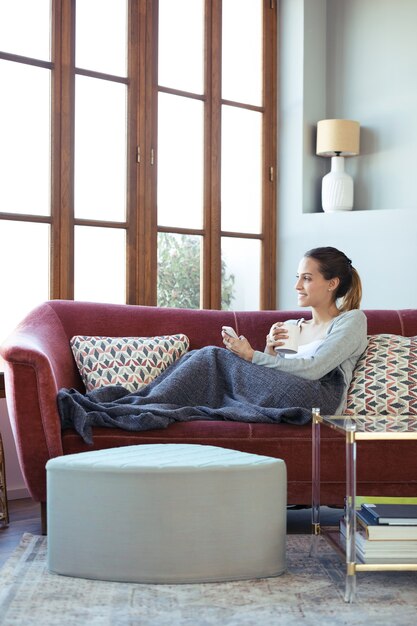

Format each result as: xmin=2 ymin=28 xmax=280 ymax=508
xmin=252 ymin=309 xmax=368 ymax=383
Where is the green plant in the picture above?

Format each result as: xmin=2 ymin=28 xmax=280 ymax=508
xmin=157 ymin=233 xmax=235 ymax=310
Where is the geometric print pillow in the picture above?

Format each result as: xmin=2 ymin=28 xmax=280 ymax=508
xmin=70 ymin=334 xmax=189 ymax=393
xmin=344 ymin=334 xmax=417 ymax=415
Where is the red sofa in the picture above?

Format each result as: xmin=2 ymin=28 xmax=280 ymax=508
xmin=2 ymin=300 xmax=417 ymax=528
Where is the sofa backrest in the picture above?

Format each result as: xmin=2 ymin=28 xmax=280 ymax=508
xmin=21 ymin=300 xmax=307 ymax=353
xmin=34 ymin=300 xmax=417 ymax=339
xmin=3 ymin=300 xmax=417 ymax=397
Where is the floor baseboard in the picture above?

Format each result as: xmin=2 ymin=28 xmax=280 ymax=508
xmin=7 ymin=487 xmax=30 ymax=500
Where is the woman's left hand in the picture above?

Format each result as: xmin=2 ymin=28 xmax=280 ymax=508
xmin=221 ymin=331 xmax=254 ymax=362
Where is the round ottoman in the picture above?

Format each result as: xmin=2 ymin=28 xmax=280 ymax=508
xmin=46 ymin=444 xmax=287 ymax=583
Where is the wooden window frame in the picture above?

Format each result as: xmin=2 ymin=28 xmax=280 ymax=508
xmin=147 ymin=0 xmax=277 ymax=310
xmin=0 ymin=0 xmax=277 ymax=388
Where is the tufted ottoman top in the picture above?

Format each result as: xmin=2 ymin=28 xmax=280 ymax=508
xmin=46 ymin=443 xmax=282 ymax=472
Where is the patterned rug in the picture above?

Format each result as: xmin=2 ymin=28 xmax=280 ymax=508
xmin=0 ymin=533 xmax=416 ymax=625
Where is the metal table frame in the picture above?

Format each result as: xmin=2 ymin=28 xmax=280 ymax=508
xmin=311 ymin=408 xmax=417 ymax=603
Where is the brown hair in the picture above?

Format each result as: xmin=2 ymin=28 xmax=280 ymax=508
xmin=304 ymin=246 xmax=362 ymax=312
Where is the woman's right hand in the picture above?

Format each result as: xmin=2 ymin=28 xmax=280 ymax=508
xmin=265 ymin=322 xmax=289 ymax=355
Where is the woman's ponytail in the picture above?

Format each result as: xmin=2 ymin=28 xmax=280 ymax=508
xmin=338 ymin=266 xmax=362 ymax=313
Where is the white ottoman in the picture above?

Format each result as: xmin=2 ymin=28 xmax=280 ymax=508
xmin=46 ymin=444 xmax=287 ymax=583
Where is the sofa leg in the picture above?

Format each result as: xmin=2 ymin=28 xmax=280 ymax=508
xmin=41 ymin=502 xmax=47 ymax=535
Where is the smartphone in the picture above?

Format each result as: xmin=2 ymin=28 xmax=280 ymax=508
xmin=222 ymin=326 xmax=239 ymax=339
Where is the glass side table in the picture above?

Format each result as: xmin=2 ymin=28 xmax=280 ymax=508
xmin=311 ymin=408 xmax=417 ymax=603
xmin=0 ymin=430 xmax=9 ymax=527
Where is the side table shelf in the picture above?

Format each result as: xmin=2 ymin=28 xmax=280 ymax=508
xmin=311 ymin=408 xmax=417 ymax=603
xmin=0 ymin=431 xmax=9 ymax=527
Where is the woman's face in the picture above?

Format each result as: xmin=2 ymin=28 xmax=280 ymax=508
xmin=294 ymin=256 xmax=337 ymax=309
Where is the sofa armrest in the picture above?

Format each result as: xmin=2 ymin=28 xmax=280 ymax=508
xmin=0 ymin=303 xmax=83 ymax=502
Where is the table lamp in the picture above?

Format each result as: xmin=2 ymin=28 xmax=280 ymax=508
xmin=316 ymin=119 xmax=360 ymax=212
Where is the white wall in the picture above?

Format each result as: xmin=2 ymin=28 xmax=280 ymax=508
xmin=278 ymin=0 xmax=417 ymax=310
xmin=0 ymin=398 xmax=28 ymax=499
xmin=327 ymin=0 xmax=417 ymax=212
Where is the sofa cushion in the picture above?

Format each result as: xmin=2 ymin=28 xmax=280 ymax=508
xmin=70 ymin=334 xmax=189 ymax=392
xmin=345 ymin=334 xmax=417 ymax=415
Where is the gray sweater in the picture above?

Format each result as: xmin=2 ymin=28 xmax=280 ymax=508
xmin=252 ymin=309 xmax=368 ymax=414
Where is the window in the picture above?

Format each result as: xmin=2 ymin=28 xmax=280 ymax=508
xmin=156 ymin=0 xmax=276 ymax=311
xmin=0 ymin=0 xmax=277 ymax=366
xmin=0 ymin=0 xmax=52 ymax=370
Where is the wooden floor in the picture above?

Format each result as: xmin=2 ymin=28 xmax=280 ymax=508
xmin=0 ymin=499 xmax=342 ymax=569
xmin=0 ymin=499 xmax=43 ymax=568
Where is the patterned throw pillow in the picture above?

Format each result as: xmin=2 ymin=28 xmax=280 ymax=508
xmin=345 ymin=334 xmax=417 ymax=415
xmin=70 ymin=335 xmax=190 ymax=393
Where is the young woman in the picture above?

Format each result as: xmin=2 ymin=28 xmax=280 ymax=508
xmin=59 ymin=246 xmax=367 ymax=443
xmin=222 ymin=246 xmax=367 ymax=415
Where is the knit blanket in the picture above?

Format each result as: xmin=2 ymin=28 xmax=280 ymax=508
xmin=57 ymin=346 xmax=345 ymax=444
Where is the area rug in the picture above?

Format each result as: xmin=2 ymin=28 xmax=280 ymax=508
xmin=1 ymin=534 xmax=417 ymax=626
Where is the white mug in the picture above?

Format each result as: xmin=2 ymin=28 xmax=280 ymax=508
xmin=271 ymin=323 xmax=300 ymax=354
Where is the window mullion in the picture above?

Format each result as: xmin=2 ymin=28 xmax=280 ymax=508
xmin=201 ymin=0 xmax=212 ymax=309
xmin=260 ymin=0 xmax=277 ymax=310
xmin=208 ymin=0 xmax=222 ymax=310
xmin=132 ymin=0 xmax=158 ymax=306
xmin=126 ymin=0 xmax=141 ymax=304
xmin=50 ymin=0 xmax=62 ymax=299
xmin=53 ymin=0 xmax=75 ymax=300
xmin=143 ymin=0 xmax=158 ymax=306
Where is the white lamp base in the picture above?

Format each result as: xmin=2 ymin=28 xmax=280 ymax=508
xmin=321 ymin=156 xmax=353 ymax=212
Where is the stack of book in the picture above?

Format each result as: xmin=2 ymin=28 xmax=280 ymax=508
xmin=339 ymin=503 xmax=417 ymax=564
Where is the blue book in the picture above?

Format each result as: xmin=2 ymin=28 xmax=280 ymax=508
xmin=362 ymin=503 xmax=417 ymax=525
xmin=356 ymin=508 xmax=417 ymax=539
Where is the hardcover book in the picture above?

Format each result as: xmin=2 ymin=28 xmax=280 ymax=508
xmin=362 ymin=503 xmax=417 ymax=525
xmin=356 ymin=508 xmax=417 ymax=540
xmin=339 ymin=518 xmax=417 ymax=564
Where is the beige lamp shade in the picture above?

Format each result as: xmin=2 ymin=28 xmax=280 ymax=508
xmin=316 ymin=119 xmax=360 ymax=156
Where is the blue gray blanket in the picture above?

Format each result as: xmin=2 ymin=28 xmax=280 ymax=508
xmin=58 ymin=346 xmax=344 ymax=444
